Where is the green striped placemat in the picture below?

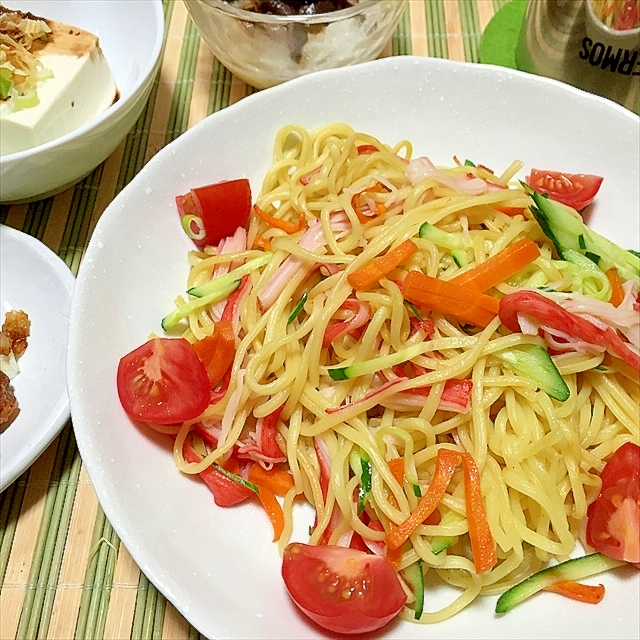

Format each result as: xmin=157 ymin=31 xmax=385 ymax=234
xmin=0 ymin=1 xmax=503 ymax=637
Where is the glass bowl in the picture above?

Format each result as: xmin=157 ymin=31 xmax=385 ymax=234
xmin=184 ymin=0 xmax=407 ymax=89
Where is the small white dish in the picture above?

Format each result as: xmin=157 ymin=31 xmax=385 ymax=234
xmin=0 ymin=0 xmax=165 ymax=203
xmin=68 ymin=57 xmax=639 ymax=640
xmin=0 ymin=225 xmax=75 ymax=492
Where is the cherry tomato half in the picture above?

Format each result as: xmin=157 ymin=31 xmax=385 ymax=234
xmin=282 ymin=543 xmax=406 ymax=635
xmin=117 ymin=338 xmax=210 ymax=425
xmin=586 ymin=442 xmax=640 ymax=563
xmin=176 ymin=178 xmax=252 ymax=250
xmin=526 ymin=170 xmax=603 ymax=211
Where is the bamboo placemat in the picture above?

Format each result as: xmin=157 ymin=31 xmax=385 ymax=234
xmin=0 ymin=1 xmax=511 ymax=637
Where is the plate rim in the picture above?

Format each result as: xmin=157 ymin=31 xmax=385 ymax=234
xmin=67 ymin=55 xmax=640 ymax=639
xmin=0 ymin=224 xmax=75 ymax=492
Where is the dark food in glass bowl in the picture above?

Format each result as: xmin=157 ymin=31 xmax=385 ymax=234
xmin=233 ymin=0 xmax=355 ymax=15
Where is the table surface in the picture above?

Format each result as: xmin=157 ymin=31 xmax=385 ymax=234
xmin=0 ymin=1 xmax=512 ymax=638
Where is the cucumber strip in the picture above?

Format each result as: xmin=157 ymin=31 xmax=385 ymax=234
xmin=357 ymin=453 xmax=372 ymax=515
xmin=412 ymin=483 xmax=422 ymax=498
xmin=495 ymin=553 xmax=625 ymax=614
xmin=525 ymin=185 xmax=640 ymax=283
xmin=327 ymin=343 xmax=429 ymax=381
xmin=405 ymin=301 xmax=424 ymax=320
xmin=430 ymin=510 xmax=462 ymax=555
xmin=187 ymin=252 xmax=273 ymax=298
xmin=452 ymin=250 xmax=468 ymax=268
xmin=431 ymin=536 xmax=454 ymax=555
xmin=495 ymin=344 xmax=570 ymax=402
xmin=419 ymin=222 xmax=473 ymax=251
xmin=212 ymin=462 xmax=259 ymax=494
xmin=401 ymin=560 xmax=425 ymax=619
xmin=161 ymin=279 xmax=240 ymax=331
xmin=287 ymin=291 xmax=308 ymax=325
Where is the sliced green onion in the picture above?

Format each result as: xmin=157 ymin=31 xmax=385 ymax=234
xmin=188 ymin=252 xmax=273 ymax=298
xmin=412 ymin=483 xmax=422 ymax=498
xmin=0 ymin=68 xmax=12 ymax=100
xmin=464 ymin=159 xmax=476 ymax=167
xmin=181 ymin=214 xmax=206 ymax=241
xmin=287 ymin=291 xmax=308 ymax=325
xmin=13 ymin=87 xmax=39 ymax=110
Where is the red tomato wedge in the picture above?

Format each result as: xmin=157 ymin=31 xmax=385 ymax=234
xmin=176 ymin=178 xmax=251 ymax=249
xmin=525 ymin=170 xmax=603 ymax=211
xmin=586 ymin=442 xmax=640 ymax=563
xmin=282 ymin=543 xmax=406 ymax=634
xmin=117 ymin=338 xmax=210 ymax=424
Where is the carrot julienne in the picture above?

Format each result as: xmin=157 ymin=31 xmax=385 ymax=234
xmin=451 ymin=238 xmax=541 ymax=293
xmin=348 ymin=239 xmax=418 ymax=291
xmin=387 ymin=448 xmax=461 ymax=550
xmin=254 ymin=204 xmax=305 ymax=234
xmin=402 ymin=270 xmax=500 ymax=327
xmin=256 ymin=484 xmax=285 ymax=541
xmin=461 ymin=452 xmax=497 ymax=574
xmin=248 ymin=463 xmax=295 ymax=497
xmin=606 ymin=267 xmax=625 ymax=307
xmin=544 ymin=580 xmax=606 ymax=604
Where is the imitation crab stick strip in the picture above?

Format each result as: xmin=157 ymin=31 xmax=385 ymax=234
xmin=348 ymin=239 xmax=418 ymax=291
xmin=402 ymin=270 xmax=500 ymax=327
xmin=605 ymin=267 xmax=625 ymax=307
xmin=256 ymin=484 xmax=285 ymax=541
xmin=248 ymin=464 xmax=295 ymax=497
xmin=461 ymin=453 xmax=497 ymax=574
xmin=544 ymin=580 xmax=605 ymax=604
xmin=254 ymin=204 xmax=305 ymax=234
xmin=451 ymin=238 xmax=540 ymax=293
xmin=386 ymin=448 xmax=461 ymax=550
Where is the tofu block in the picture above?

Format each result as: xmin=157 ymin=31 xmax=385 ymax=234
xmin=0 ymin=18 xmax=117 ymax=156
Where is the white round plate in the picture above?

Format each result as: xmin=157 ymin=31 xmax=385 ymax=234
xmin=68 ymin=57 xmax=640 ymax=639
xmin=0 ymin=225 xmax=74 ymax=491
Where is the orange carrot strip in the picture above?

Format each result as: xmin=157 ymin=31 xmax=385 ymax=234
xmin=252 ymin=234 xmax=272 ymax=251
xmin=461 ymin=453 xmax=497 ymax=574
xmin=352 ymin=183 xmax=388 ymax=223
xmin=385 ymin=544 xmax=404 ymax=569
xmin=256 ymin=485 xmax=285 ymax=542
xmin=254 ymin=205 xmax=305 ymax=234
xmin=387 ymin=448 xmax=461 ymax=550
xmin=387 ymin=458 xmax=405 ymax=486
xmin=248 ymin=464 xmax=295 ymax=497
xmin=191 ymin=320 xmax=237 ymax=388
xmin=606 ymin=267 xmax=625 ymax=307
xmin=451 ymin=238 xmax=540 ymax=293
xmin=544 ymin=580 xmax=605 ymax=604
xmin=348 ymin=239 xmax=418 ymax=291
xmin=402 ymin=270 xmax=500 ymax=327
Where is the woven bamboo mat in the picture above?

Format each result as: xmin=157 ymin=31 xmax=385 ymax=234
xmin=0 ymin=1 xmax=511 ymax=637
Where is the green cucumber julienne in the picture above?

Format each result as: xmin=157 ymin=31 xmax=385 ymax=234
xmin=419 ymin=221 xmax=473 ymax=252
xmin=401 ymin=559 xmax=425 ymax=619
xmin=495 ymin=553 xmax=625 ymax=614
xmin=525 ymin=185 xmax=640 ymax=283
xmin=187 ymin=252 xmax=273 ymax=297
xmin=495 ymin=344 xmax=570 ymax=402
xmin=327 ymin=343 xmax=429 ymax=381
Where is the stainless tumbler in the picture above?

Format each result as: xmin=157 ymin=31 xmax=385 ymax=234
xmin=516 ymin=0 xmax=639 ymax=114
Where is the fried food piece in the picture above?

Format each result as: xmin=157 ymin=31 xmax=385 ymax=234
xmin=2 ymin=309 xmax=30 ymax=357
xmin=0 ymin=370 xmax=19 ymax=430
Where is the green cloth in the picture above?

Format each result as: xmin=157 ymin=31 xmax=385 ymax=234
xmin=479 ymin=0 xmax=529 ymax=69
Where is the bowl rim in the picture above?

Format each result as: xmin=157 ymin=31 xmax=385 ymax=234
xmin=187 ymin=0 xmax=405 ymax=25
xmin=0 ymin=0 xmax=165 ymax=164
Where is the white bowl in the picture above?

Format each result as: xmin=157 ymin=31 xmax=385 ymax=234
xmin=0 ymin=0 xmax=165 ymax=203
xmin=68 ymin=57 xmax=639 ymax=640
